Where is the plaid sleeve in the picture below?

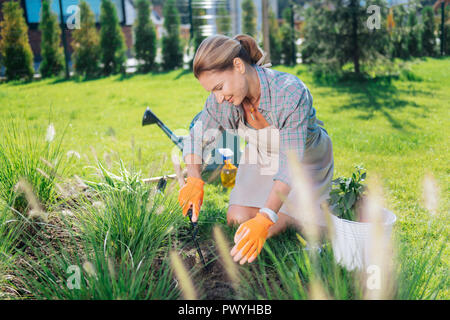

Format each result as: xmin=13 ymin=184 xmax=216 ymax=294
xmin=273 ymin=86 xmax=312 ymax=187
xmin=182 ymin=93 xmax=226 ymax=163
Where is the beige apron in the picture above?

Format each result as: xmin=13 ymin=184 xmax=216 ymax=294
xmin=228 ymin=112 xmax=334 ymax=226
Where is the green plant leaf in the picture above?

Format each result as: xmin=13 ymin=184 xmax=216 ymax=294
xmin=345 ymin=192 xmax=356 ymax=210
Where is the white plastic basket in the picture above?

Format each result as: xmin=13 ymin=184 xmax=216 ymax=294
xmin=329 ymin=207 xmax=397 ymax=271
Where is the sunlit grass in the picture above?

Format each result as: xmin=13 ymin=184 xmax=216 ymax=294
xmin=12 ymin=161 xmax=185 ymax=299
xmin=0 ymin=57 xmax=448 ymax=299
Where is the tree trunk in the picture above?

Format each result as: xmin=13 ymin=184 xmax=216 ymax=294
xmin=262 ymin=0 xmax=270 ymax=60
xmin=351 ymin=0 xmax=360 ymax=74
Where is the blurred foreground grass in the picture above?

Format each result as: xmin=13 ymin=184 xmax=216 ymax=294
xmin=0 ymin=57 xmax=448 ymax=299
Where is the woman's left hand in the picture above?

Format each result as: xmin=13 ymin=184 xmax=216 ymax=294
xmin=230 ymin=213 xmax=274 ymax=264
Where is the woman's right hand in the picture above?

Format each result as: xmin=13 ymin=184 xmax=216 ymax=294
xmin=178 ymin=176 xmax=205 ymax=222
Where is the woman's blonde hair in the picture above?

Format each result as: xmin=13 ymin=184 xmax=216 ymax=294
xmin=193 ymin=34 xmax=270 ymax=79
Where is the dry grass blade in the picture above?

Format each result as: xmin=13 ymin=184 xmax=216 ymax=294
xmin=170 ymin=250 xmax=197 ymax=300
xmin=89 ymin=146 xmax=99 ymax=163
xmin=309 ymin=279 xmax=330 ymax=300
xmin=14 ymin=178 xmax=48 ymax=222
xmin=107 ymin=257 xmax=116 ymax=281
xmin=321 ymin=201 xmax=336 ymax=241
xmin=171 ymin=153 xmax=186 ymax=187
xmin=36 ymin=168 xmax=50 ymax=180
xmin=296 ymin=233 xmax=308 ymax=247
xmin=206 ymin=166 xmax=222 ymax=184
xmin=45 ymin=123 xmax=55 ymax=143
xmin=83 ymin=261 xmax=97 ymax=278
xmin=130 ymin=135 xmax=135 ymax=152
xmin=363 ymin=175 xmax=395 ymax=300
xmin=103 ymin=152 xmax=112 ymax=169
xmin=39 ymin=157 xmax=57 ymax=174
xmin=213 ymin=225 xmax=240 ymax=291
xmin=66 ymin=150 xmax=81 ymax=160
xmin=287 ymin=151 xmax=320 ymax=245
xmin=54 ymin=182 xmax=70 ymax=199
xmin=74 ymin=175 xmax=88 ymax=190
xmin=138 ymin=147 xmax=142 ymax=163
xmin=422 ymin=172 xmax=440 ymax=216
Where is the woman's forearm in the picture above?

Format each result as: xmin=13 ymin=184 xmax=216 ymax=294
xmin=184 ymin=154 xmax=203 ymax=179
xmin=184 ymin=154 xmax=291 ymax=217
xmin=263 ymin=180 xmax=291 ymax=214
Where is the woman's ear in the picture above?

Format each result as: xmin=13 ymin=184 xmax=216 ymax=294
xmin=233 ymin=57 xmax=246 ymax=74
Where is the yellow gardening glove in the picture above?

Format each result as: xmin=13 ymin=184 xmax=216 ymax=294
xmin=230 ymin=213 xmax=274 ymax=265
xmin=178 ymin=176 xmax=204 ymax=222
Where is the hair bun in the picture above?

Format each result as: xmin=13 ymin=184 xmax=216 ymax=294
xmin=193 ymin=34 xmax=271 ymax=78
xmin=233 ymin=34 xmax=271 ymax=67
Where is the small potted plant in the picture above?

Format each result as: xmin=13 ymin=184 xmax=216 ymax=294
xmin=327 ymin=165 xmax=397 ymax=271
xmin=328 ymin=165 xmax=367 ymax=222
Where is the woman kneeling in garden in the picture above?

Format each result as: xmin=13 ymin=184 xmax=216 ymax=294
xmin=179 ymin=34 xmax=334 ymax=265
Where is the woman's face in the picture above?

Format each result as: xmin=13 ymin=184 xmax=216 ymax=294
xmin=197 ymin=58 xmax=248 ymax=106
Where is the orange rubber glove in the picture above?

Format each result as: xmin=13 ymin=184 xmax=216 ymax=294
xmin=178 ymin=177 xmax=204 ymax=222
xmin=230 ymin=213 xmax=274 ymax=265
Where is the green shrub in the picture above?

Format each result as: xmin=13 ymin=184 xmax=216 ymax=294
xmin=300 ymin=0 xmax=390 ymax=74
xmin=0 ymin=0 xmax=34 ymax=81
xmin=268 ymin=8 xmax=282 ymax=66
xmin=0 ymin=120 xmax=69 ymax=215
xmin=71 ymin=1 xmax=101 ymax=78
xmin=0 ymin=203 xmax=17 ymax=299
xmin=407 ymin=11 xmax=422 ymax=58
xmin=14 ymin=159 xmax=184 ymax=299
xmin=241 ymin=0 xmax=257 ymax=37
xmin=100 ymin=0 xmax=127 ymax=75
xmin=421 ymin=6 xmax=437 ymax=57
xmin=134 ymin=0 xmax=157 ymax=72
xmin=390 ymin=5 xmax=410 ymax=59
xmin=188 ymin=3 xmax=208 ymax=70
xmin=281 ymin=7 xmax=297 ymax=66
xmin=437 ymin=5 xmax=450 ymax=56
xmin=328 ymin=165 xmax=367 ymax=222
xmin=216 ymin=1 xmax=231 ymax=36
xmin=239 ymin=233 xmax=447 ymax=299
xmin=39 ymin=0 xmax=65 ymax=78
xmin=162 ymin=0 xmax=183 ymax=71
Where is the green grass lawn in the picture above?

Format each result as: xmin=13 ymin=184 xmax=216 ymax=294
xmin=0 ymin=57 xmax=448 ymax=299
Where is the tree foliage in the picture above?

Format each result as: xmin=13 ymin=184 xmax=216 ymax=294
xmin=71 ymin=1 xmax=101 ymax=78
xmin=389 ymin=5 xmax=410 ymax=59
xmin=162 ymin=0 xmax=183 ymax=71
xmin=300 ymin=0 xmax=390 ymax=75
xmin=421 ymin=6 xmax=437 ymax=56
xmin=242 ymin=0 xmax=257 ymax=37
xmin=216 ymin=1 xmax=231 ymax=36
xmin=0 ymin=0 xmax=34 ymax=81
xmin=439 ymin=5 xmax=450 ymax=55
xmin=39 ymin=0 xmax=64 ymax=78
xmin=280 ymin=6 xmax=296 ymax=66
xmin=269 ymin=8 xmax=282 ymax=65
xmin=100 ymin=0 xmax=127 ymax=75
xmin=189 ymin=1 xmax=208 ymax=70
xmin=134 ymin=0 xmax=157 ymax=72
xmin=407 ymin=9 xmax=422 ymax=57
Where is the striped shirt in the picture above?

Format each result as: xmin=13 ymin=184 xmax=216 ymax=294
xmin=183 ymin=64 xmax=323 ymax=187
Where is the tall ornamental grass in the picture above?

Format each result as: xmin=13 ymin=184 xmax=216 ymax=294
xmin=0 ymin=203 xmax=18 ymax=298
xmin=232 ymin=155 xmax=447 ymax=300
xmin=13 ymin=160 xmax=184 ymax=299
xmin=0 ymin=119 xmax=70 ymax=215
xmin=236 ymin=232 xmax=446 ymax=300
